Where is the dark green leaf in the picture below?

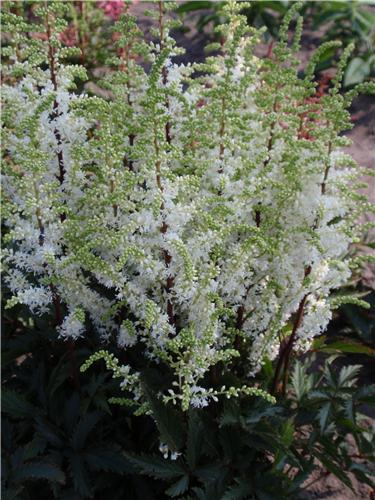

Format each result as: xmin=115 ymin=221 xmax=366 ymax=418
xmin=316 ymin=453 xmax=353 ymax=489
xmin=175 ymin=1 xmax=214 ymax=14
xmin=83 ymin=445 xmax=132 ymax=474
xmin=317 ymin=402 xmax=331 ymax=432
xmin=186 ymin=410 xmax=204 ymax=469
xmin=34 ymin=417 xmax=64 ymax=448
xmin=71 ymin=411 xmax=103 ymax=450
xmin=194 ymin=463 xmax=226 ymax=482
xmin=165 ymin=474 xmax=189 ymax=497
xmin=13 ymin=461 xmax=65 ymax=484
xmin=143 ymin=385 xmax=185 ymax=452
xmin=23 ymin=436 xmax=47 ymax=461
xmin=350 ymin=463 xmax=375 ymax=488
xmin=69 ymin=454 xmax=92 ymax=498
xmin=222 ymin=479 xmax=251 ymax=500
xmin=338 ymin=365 xmax=361 ymax=386
xmin=313 ymin=10 xmax=346 ymax=29
xmin=47 ymin=353 xmax=70 ymax=398
xmin=318 ymin=341 xmax=375 ymax=356
xmin=125 ymin=453 xmax=186 ymax=480
xmin=1 ymin=389 xmax=40 ymax=418
xmin=344 ymin=57 xmax=371 ymax=87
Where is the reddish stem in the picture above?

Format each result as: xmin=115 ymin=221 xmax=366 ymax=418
xmin=45 ymin=5 xmax=67 ymax=220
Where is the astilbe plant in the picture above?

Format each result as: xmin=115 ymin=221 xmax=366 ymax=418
xmin=2 ymin=0 xmax=374 ymax=444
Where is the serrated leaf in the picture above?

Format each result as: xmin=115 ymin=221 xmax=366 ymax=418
xmin=350 ymin=463 xmax=375 ymax=487
xmin=338 ymin=365 xmax=361 ymax=387
xmin=186 ymin=410 xmax=204 ymax=469
xmin=291 ymin=361 xmax=312 ymax=402
xmin=288 ymin=464 xmax=315 ymax=493
xmin=125 ymin=453 xmax=186 ymax=480
xmin=354 ymin=383 xmax=375 ymax=402
xmin=23 ymin=436 xmax=47 ymax=461
xmin=220 ymin=401 xmax=241 ymax=426
xmin=317 ymin=402 xmax=331 ymax=432
xmin=194 ymin=463 xmax=225 ymax=482
xmin=222 ymin=479 xmax=251 ymax=500
xmin=63 ymin=392 xmax=81 ymax=434
xmin=342 ymin=295 xmax=375 ymax=343
xmin=69 ymin=454 xmax=92 ymax=498
xmin=71 ymin=411 xmax=103 ymax=450
xmin=166 ymin=474 xmax=189 ymax=497
xmin=83 ymin=445 xmax=132 ymax=474
xmin=143 ymin=384 xmax=185 ymax=451
xmin=245 ymin=405 xmax=284 ymax=425
xmin=92 ymin=393 xmax=112 ymax=415
xmin=47 ymin=353 xmax=70 ymax=398
xmin=1 ymin=389 xmax=40 ymax=418
xmin=34 ymin=417 xmax=64 ymax=448
xmin=13 ymin=461 xmax=65 ymax=484
xmin=316 ymin=453 xmax=353 ymax=490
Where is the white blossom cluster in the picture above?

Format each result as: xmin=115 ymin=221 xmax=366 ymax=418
xmin=2 ymin=1 xmax=373 ymax=410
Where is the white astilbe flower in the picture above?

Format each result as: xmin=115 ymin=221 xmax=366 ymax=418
xmin=16 ymin=286 xmax=53 ymax=315
xmin=2 ymin=1 xmax=373 ymax=411
xmin=58 ymin=309 xmax=85 ymax=340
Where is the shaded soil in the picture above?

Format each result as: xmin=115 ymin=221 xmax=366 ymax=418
xmin=301 ymin=432 xmax=374 ymax=499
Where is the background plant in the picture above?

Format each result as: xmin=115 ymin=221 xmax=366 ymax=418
xmin=176 ymin=0 xmax=375 ymax=87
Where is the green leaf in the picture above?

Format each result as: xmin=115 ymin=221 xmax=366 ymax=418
xmin=344 ymin=57 xmax=370 ymax=87
xmin=317 ymin=402 xmax=331 ymax=432
xmin=1 ymin=389 xmax=40 ymax=418
xmin=319 ymin=341 xmax=375 ymax=356
xmin=71 ymin=411 xmax=103 ymax=450
xmin=125 ymin=453 xmax=186 ymax=480
xmin=194 ymin=463 xmax=226 ymax=482
xmin=175 ymin=1 xmax=214 ymax=14
xmin=166 ymin=475 xmax=190 ymax=497
xmin=46 ymin=353 xmax=70 ymax=398
xmin=220 ymin=401 xmax=241 ymax=426
xmin=69 ymin=454 xmax=92 ymax=498
xmin=350 ymin=463 xmax=375 ymax=488
xmin=338 ymin=365 xmax=361 ymax=386
xmin=1 ymin=331 xmax=37 ymax=368
xmin=354 ymin=384 xmax=375 ymax=404
xmin=291 ymin=360 xmax=313 ymax=402
xmin=245 ymin=405 xmax=284 ymax=425
xmin=316 ymin=453 xmax=353 ymax=490
xmin=223 ymin=479 xmax=251 ymax=500
xmin=34 ymin=417 xmax=63 ymax=448
xmin=260 ymin=357 xmax=274 ymax=381
xmin=354 ymin=10 xmax=375 ymax=30
xmin=342 ymin=298 xmax=375 ymax=343
xmin=259 ymin=1 xmax=289 ymax=15
xmin=83 ymin=445 xmax=133 ymax=474
xmin=143 ymin=384 xmax=185 ymax=452
xmin=186 ymin=410 xmax=204 ymax=469
xmin=23 ymin=436 xmax=47 ymax=461
xmin=313 ymin=10 xmax=346 ymax=29
xmin=13 ymin=461 xmax=65 ymax=484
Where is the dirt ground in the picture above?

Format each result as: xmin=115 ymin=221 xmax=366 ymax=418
xmin=301 ymin=432 xmax=374 ymax=499
xmin=129 ymin=4 xmax=375 ymax=498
